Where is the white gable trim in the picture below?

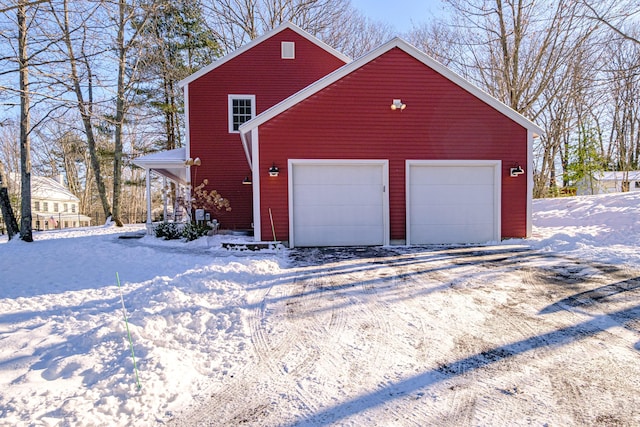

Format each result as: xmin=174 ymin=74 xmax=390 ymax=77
xmin=178 ymin=22 xmax=350 ymax=88
xmin=240 ymin=37 xmax=543 ymax=137
xmin=184 ymin=85 xmax=191 ymax=165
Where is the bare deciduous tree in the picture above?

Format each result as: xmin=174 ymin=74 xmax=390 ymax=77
xmin=204 ymin=0 xmax=358 ymax=53
xmin=440 ymin=0 xmax=593 ymax=119
xmin=50 ymin=0 xmax=112 ymax=222
xmin=605 ymin=34 xmax=640 ymax=174
xmin=317 ymin=7 xmax=394 ymax=59
xmin=580 ymin=0 xmax=640 ymax=46
xmin=17 ymin=0 xmax=33 ymax=241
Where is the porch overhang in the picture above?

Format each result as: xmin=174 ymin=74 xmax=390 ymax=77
xmin=132 ymin=147 xmax=188 ymax=185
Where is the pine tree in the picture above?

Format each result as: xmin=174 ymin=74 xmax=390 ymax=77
xmin=137 ymin=0 xmax=220 ymax=151
xmin=567 ymin=125 xmax=605 ymax=195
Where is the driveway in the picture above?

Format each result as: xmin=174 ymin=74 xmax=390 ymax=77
xmin=170 ymin=244 xmax=640 ymax=426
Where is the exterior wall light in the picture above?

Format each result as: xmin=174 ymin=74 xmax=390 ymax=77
xmin=390 ymin=99 xmax=406 ymax=110
xmin=269 ymin=164 xmax=280 ymax=177
xmin=510 ymin=165 xmax=525 ymax=177
xmin=242 ymin=176 xmax=252 ymax=185
xmin=185 ymin=157 xmax=201 ymax=166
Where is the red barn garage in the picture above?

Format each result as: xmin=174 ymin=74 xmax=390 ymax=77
xmin=178 ymin=24 xmax=348 ymax=230
xmin=240 ymin=38 xmax=542 ymax=247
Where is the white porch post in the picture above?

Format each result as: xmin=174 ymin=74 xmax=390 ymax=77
xmin=162 ymin=176 xmax=168 ymax=222
xmin=145 ymin=168 xmax=152 ymax=233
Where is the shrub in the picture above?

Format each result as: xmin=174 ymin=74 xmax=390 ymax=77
xmin=154 ymin=222 xmax=182 ymax=240
xmin=182 ymin=222 xmax=212 ymax=242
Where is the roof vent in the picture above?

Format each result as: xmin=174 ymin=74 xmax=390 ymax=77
xmin=281 ymin=41 xmax=295 ymax=59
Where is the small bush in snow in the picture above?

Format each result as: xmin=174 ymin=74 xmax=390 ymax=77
xmin=182 ymin=222 xmax=211 ymax=242
xmin=154 ymin=222 xmax=182 ymax=240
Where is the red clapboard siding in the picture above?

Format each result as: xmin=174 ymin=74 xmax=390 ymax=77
xmin=258 ymin=48 xmax=528 ymax=242
xmin=187 ymin=28 xmax=347 ymax=229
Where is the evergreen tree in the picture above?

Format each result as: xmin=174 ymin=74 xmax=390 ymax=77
xmin=137 ymin=0 xmax=220 ymax=151
xmin=567 ymin=125 xmax=605 ymax=195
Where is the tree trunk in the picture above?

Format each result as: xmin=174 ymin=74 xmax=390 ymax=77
xmin=18 ymin=1 xmax=33 ymax=242
xmin=111 ymin=0 xmax=127 ymax=227
xmin=56 ymin=0 xmax=112 ymax=222
xmin=0 ymin=161 xmax=19 ymax=239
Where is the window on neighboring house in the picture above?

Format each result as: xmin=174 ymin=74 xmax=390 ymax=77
xmin=635 ymin=181 xmax=640 ymax=189
xmin=228 ymin=95 xmax=255 ymax=133
xmin=54 ymin=203 xmax=59 ymax=212
xmin=43 ymin=202 xmax=48 ymax=212
xmin=71 ymin=204 xmax=76 ymax=213
xmin=34 ymin=201 xmax=40 ymax=211
xmin=64 ymin=203 xmax=68 ymax=212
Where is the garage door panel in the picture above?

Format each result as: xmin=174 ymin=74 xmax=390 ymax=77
xmin=292 ymin=163 xmax=386 ymax=247
xmin=294 ymin=165 xmax=382 ymax=185
xmin=410 ymin=203 xmax=494 ymax=225
xmin=411 ymin=184 xmax=494 ymax=205
xmin=294 ymin=225 xmax=384 ymax=247
xmin=408 ymin=163 xmax=499 ymax=245
xmin=294 ymin=204 xmax=383 ymax=226
xmin=410 ymin=166 xmax=494 ymax=185
xmin=411 ymin=224 xmax=495 ymax=244
xmin=293 ymin=183 xmax=382 ymax=206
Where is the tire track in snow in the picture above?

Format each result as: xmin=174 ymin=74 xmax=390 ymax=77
xmin=168 ymin=248 xmax=640 ymax=426
xmin=176 ymin=271 xmax=353 ymax=426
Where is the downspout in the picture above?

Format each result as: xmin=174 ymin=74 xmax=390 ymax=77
xmin=239 ymin=126 xmax=253 ymax=170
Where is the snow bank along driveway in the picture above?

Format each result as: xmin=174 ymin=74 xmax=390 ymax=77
xmin=171 ymin=245 xmax=640 ymax=426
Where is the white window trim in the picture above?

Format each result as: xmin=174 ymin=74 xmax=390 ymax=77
xmin=228 ymin=94 xmax=256 ymax=134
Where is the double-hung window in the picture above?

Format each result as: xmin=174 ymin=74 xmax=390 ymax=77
xmin=228 ymin=95 xmax=256 ymax=133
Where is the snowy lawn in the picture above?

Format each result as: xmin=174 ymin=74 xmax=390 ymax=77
xmin=1 ymin=192 xmax=639 ymax=426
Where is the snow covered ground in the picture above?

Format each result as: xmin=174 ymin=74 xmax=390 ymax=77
xmin=0 ymin=192 xmax=639 ymax=426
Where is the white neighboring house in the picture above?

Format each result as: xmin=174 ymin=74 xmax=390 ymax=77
xmin=576 ymin=171 xmax=640 ymax=195
xmin=31 ymin=176 xmax=92 ymax=230
xmin=6 ymin=174 xmax=92 ymax=231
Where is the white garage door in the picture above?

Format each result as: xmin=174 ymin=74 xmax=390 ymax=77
xmin=407 ymin=161 xmax=500 ymax=245
xmin=290 ymin=162 xmax=387 ymax=247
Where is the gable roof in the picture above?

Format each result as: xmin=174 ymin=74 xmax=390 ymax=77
xmin=8 ymin=174 xmax=79 ymax=202
xmin=240 ymin=37 xmax=544 ymax=139
xmin=32 ymin=176 xmax=79 ymax=202
xmin=178 ymin=22 xmax=351 ymax=88
xmin=597 ymin=171 xmax=640 ymax=181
